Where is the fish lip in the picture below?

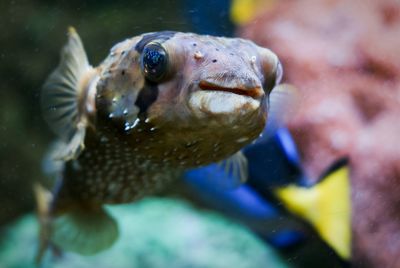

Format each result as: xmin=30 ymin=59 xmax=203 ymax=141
xmin=198 ymin=80 xmax=264 ymax=100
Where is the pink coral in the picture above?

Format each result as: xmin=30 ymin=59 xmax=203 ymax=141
xmin=241 ymin=0 xmax=400 ymax=266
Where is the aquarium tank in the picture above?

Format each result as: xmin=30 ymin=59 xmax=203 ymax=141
xmin=1 ymin=1 xmax=400 ymax=267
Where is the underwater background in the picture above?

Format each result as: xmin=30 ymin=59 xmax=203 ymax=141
xmin=1 ymin=0 xmax=400 ymax=267
xmin=0 ymin=0 xmax=191 ymax=226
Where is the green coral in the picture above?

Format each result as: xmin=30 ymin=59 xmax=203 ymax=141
xmin=0 ymin=198 xmax=290 ymax=268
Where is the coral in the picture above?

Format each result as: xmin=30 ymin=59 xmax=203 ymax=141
xmin=0 ymin=198 xmax=289 ymax=268
xmin=241 ymin=0 xmax=400 ymax=266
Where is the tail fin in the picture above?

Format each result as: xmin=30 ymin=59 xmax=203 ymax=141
xmin=274 ymin=160 xmax=351 ymax=260
xmin=34 ymin=184 xmax=119 ymax=260
xmin=51 ymin=206 xmax=119 ymax=256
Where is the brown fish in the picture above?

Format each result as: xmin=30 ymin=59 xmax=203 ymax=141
xmin=36 ymin=27 xmax=286 ymax=259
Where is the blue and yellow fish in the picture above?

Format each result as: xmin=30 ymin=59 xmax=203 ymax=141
xmin=185 ymin=127 xmax=351 ymax=262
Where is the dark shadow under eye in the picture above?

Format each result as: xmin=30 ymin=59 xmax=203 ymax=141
xmin=141 ymin=43 xmax=168 ymax=82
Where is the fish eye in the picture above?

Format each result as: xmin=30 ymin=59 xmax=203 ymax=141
xmin=140 ymin=42 xmax=168 ymax=82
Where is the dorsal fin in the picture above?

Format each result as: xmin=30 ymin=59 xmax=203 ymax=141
xmin=41 ymin=27 xmax=90 ymax=142
xmin=41 ymin=27 xmax=92 ymax=159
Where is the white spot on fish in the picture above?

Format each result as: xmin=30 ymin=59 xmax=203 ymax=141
xmin=124 ymin=118 xmax=140 ymax=131
xmin=236 ymin=137 xmax=249 ymax=143
xmin=194 ymin=51 xmax=204 ymax=59
xmin=108 ymin=182 xmax=120 ymax=193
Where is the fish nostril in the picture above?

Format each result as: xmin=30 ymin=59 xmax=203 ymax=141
xmin=212 ymin=59 xmax=217 ymax=63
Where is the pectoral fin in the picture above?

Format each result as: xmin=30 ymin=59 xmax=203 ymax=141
xmin=267 ymin=83 xmax=299 ymax=133
xmin=41 ymin=27 xmax=92 ymax=159
xmin=52 ymin=122 xmax=86 ymax=161
xmin=216 ymin=151 xmax=249 ymax=189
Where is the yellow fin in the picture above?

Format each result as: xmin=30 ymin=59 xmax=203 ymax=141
xmin=230 ymin=0 xmax=276 ymax=25
xmin=274 ymin=163 xmax=351 ymax=260
xmin=41 ymin=27 xmax=91 ymax=157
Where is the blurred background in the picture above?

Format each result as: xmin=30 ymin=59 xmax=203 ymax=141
xmin=1 ymin=0 xmax=400 ymax=267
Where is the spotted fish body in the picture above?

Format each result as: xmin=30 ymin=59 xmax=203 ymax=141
xmin=38 ymin=28 xmax=282 ymax=258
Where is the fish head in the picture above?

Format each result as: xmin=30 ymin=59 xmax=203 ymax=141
xmin=95 ymin=32 xmax=282 ymax=165
xmin=128 ymin=33 xmax=281 ymax=128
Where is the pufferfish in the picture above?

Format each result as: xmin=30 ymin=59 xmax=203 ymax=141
xmin=35 ymin=27 xmax=288 ymax=260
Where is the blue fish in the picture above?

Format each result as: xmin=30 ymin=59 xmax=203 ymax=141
xmin=184 ymin=126 xmax=351 ymax=261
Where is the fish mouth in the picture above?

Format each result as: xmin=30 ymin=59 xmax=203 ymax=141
xmin=198 ymin=81 xmax=264 ymax=100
